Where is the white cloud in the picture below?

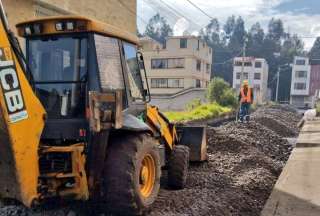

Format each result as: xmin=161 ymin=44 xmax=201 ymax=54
xmin=138 ymin=0 xmax=318 ymax=50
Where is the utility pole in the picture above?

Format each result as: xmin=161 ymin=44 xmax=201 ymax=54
xmin=275 ymin=67 xmax=280 ymax=102
xmin=240 ymin=41 xmax=246 ymax=86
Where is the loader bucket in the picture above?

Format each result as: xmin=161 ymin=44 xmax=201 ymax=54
xmin=176 ymin=126 xmax=207 ymax=162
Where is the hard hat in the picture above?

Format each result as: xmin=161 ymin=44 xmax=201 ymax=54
xmin=242 ymin=80 xmax=249 ymax=86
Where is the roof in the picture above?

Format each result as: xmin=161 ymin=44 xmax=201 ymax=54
xmin=16 ymin=16 xmax=139 ymax=45
xmin=234 ymin=57 xmax=267 ymax=61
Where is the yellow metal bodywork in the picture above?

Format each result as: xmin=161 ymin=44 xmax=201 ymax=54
xmin=16 ymin=16 xmax=139 ymax=45
xmin=146 ymin=105 xmax=177 ymax=150
xmin=0 ymin=19 xmax=45 ymax=205
xmin=39 ymin=144 xmax=89 ymax=200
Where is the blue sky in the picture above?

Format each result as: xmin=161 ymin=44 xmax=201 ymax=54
xmin=137 ymin=0 xmax=320 ymax=50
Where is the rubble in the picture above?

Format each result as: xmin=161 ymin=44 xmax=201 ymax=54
xmin=150 ymin=105 xmax=300 ymax=216
xmin=0 ymin=105 xmax=301 ymax=216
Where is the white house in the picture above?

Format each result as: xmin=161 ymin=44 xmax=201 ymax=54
xmin=232 ymin=57 xmax=269 ymax=104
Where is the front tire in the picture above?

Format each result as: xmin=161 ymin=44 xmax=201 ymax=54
xmin=168 ymin=145 xmax=189 ymax=189
xmin=103 ymin=133 xmax=161 ymax=215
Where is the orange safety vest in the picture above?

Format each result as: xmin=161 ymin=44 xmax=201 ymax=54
xmin=240 ymin=87 xmax=252 ymax=103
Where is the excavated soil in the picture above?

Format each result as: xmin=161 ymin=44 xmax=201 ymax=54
xmin=0 ymin=105 xmax=301 ymax=216
xmin=150 ymin=105 xmax=300 ymax=216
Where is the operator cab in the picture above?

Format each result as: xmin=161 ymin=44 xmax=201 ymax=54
xmin=17 ymin=16 xmax=148 ymax=143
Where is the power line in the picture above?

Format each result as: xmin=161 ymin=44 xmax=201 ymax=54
xmin=157 ymin=0 xmax=204 ymax=30
xmin=186 ymin=0 xmax=214 ymax=20
xmin=142 ymin=0 xmax=179 ymax=24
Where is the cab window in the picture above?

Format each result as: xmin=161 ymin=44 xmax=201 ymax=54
xmin=123 ymin=42 xmax=144 ymax=101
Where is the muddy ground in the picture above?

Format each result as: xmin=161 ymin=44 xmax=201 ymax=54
xmin=0 ymin=105 xmax=301 ymax=216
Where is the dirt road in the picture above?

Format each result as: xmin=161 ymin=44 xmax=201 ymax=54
xmin=150 ymin=105 xmax=301 ymax=216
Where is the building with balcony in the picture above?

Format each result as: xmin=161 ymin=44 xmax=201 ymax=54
xmin=290 ymin=56 xmax=320 ymax=108
xmin=232 ymin=57 xmax=269 ymax=104
xmin=139 ymin=36 xmax=212 ymax=110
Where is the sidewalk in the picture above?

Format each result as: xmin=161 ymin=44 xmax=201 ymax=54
xmin=261 ymin=117 xmax=320 ymax=216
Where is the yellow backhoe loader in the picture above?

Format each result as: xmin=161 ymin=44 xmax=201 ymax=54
xmin=0 ymin=1 xmax=207 ymax=215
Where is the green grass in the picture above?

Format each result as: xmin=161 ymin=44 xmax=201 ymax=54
xmin=164 ymin=103 xmax=231 ymax=122
xmin=316 ymin=102 xmax=320 ymax=117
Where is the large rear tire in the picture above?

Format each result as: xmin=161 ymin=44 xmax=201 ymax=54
xmin=103 ymin=133 xmax=161 ymax=215
xmin=167 ymin=145 xmax=189 ymax=189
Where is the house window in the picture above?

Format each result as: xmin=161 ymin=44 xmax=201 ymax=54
xmin=206 ymin=64 xmax=211 ymax=73
xmin=163 ymin=40 xmax=166 ymax=49
xmin=151 ymin=78 xmax=184 ymax=88
xmin=168 ymin=58 xmax=185 ymax=68
xmin=294 ymin=82 xmax=306 ymax=90
xmin=254 ymin=84 xmax=260 ymax=91
xmin=151 ymin=59 xmax=167 ymax=69
xmin=234 ymin=61 xmax=252 ymax=66
xmin=255 ymin=61 xmax=262 ymax=68
xmin=151 ymin=78 xmax=167 ymax=88
xmin=168 ymin=79 xmax=184 ymax=88
xmin=236 ymin=72 xmax=249 ymax=79
xmin=295 ymin=71 xmax=307 ymax=78
xmin=151 ymin=58 xmax=185 ymax=69
xmin=197 ymin=40 xmax=200 ymax=50
xmin=234 ymin=61 xmax=242 ymax=66
xmin=196 ymin=60 xmax=201 ymax=71
xmin=180 ymin=38 xmax=187 ymax=48
xmin=243 ymin=73 xmax=248 ymax=79
xmin=295 ymin=59 xmax=306 ymax=65
xmin=196 ymin=79 xmax=201 ymax=88
xmin=254 ymin=73 xmax=261 ymax=80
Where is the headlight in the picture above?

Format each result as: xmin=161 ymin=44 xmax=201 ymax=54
xmin=24 ymin=26 xmax=32 ymax=35
xmin=33 ymin=24 xmax=42 ymax=34
xmin=66 ymin=21 xmax=75 ymax=31
xmin=55 ymin=22 xmax=64 ymax=31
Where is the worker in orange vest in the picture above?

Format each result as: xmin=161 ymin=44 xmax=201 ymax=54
xmin=238 ymin=80 xmax=254 ymax=122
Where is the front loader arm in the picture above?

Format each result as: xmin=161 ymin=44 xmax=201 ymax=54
xmin=0 ymin=1 xmax=46 ymax=206
xmin=146 ymin=105 xmax=177 ymax=150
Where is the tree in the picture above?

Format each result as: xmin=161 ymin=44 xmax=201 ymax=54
xmin=207 ymin=77 xmax=237 ymax=107
xmin=200 ymin=18 xmax=221 ymax=47
xmin=247 ymin=22 xmax=265 ymax=57
xmin=309 ymin=37 xmax=320 ymax=60
xmin=144 ymin=13 xmax=173 ymax=44
xmin=137 ymin=29 xmax=143 ymax=38
xmin=267 ymin=18 xmax=284 ymax=42
xmin=228 ymin=16 xmax=246 ymax=52
xmin=223 ymin=15 xmax=236 ymax=39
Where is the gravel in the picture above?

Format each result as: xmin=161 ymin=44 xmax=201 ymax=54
xmin=0 ymin=105 xmax=301 ymax=216
xmin=150 ymin=105 xmax=300 ymax=216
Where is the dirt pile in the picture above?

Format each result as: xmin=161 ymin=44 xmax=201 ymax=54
xmin=150 ymin=105 xmax=300 ymax=216
xmin=252 ymin=105 xmax=301 ymax=137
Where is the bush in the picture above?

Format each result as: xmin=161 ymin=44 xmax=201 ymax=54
xmin=207 ymin=77 xmax=238 ymax=107
xmin=164 ymin=103 xmax=231 ymax=122
xmin=219 ymin=88 xmax=238 ymax=108
xmin=316 ymin=102 xmax=320 ymax=117
xmin=185 ymin=98 xmax=202 ymax=111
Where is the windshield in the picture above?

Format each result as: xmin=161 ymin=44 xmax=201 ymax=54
xmin=27 ymin=36 xmax=87 ymax=118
